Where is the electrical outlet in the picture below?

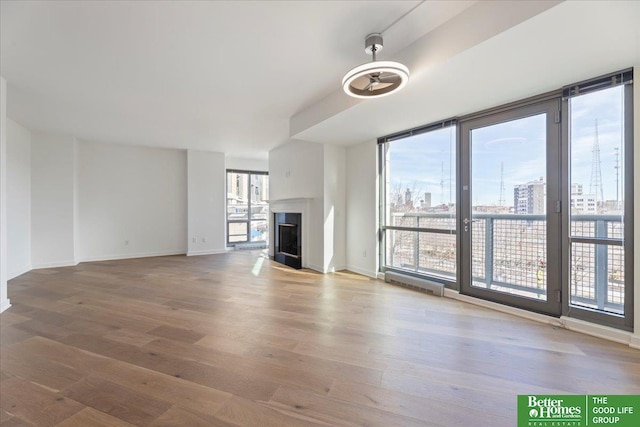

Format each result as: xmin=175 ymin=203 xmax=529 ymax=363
xmin=124 ymin=240 xmax=129 ymax=246
xmin=201 ymin=237 xmax=207 ymax=243
xmin=192 ymin=237 xmax=197 ymax=243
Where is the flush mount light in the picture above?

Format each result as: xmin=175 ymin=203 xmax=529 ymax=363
xmin=342 ymin=33 xmax=410 ymax=99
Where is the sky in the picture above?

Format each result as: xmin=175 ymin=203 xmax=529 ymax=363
xmin=387 ymin=85 xmax=625 ymax=207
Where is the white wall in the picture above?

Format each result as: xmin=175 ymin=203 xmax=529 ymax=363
xmin=31 ymin=132 xmax=78 ymax=268
xmin=269 ymin=140 xmax=324 ymax=201
xmin=188 ymin=150 xmax=226 ymax=255
xmin=269 ymin=140 xmax=324 ymax=270
xmin=345 ymin=141 xmax=378 ymax=278
xmin=0 ymin=76 xmax=9 ymax=313
xmin=225 ymin=156 xmax=268 ymax=172
xmin=323 ymin=144 xmax=346 ymax=272
xmin=269 ymin=140 xmax=348 ymax=273
xmin=78 ymin=141 xmax=187 ymax=261
xmin=7 ymin=119 xmax=31 ymax=278
xmin=632 ymin=63 xmax=640 ymax=348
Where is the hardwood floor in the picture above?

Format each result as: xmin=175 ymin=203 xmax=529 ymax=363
xmin=1 ymin=250 xmax=638 ymax=426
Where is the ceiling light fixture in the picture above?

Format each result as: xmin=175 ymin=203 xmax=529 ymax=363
xmin=342 ymin=33 xmax=410 ymax=99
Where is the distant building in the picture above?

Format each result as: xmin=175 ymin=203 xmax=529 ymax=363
xmin=571 ymin=184 xmax=597 ymax=214
xmin=571 ymin=183 xmax=583 ymax=195
xmin=227 ymin=172 xmax=267 ymax=204
xmin=602 ymin=200 xmax=622 ymax=213
xmin=421 ymin=192 xmax=432 ymax=209
xmin=511 ymin=180 xmax=600 ymax=215
xmin=513 ymin=178 xmax=545 ymax=214
xmin=404 ymin=188 xmax=412 ymax=204
xmin=228 ymin=172 xmax=245 ymax=203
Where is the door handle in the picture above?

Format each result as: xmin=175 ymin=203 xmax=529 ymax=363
xmin=463 ymin=217 xmax=478 ymax=232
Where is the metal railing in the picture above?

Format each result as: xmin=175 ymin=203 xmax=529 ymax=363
xmin=569 ymin=215 xmax=624 ymax=314
xmin=384 ymin=212 xmax=624 ymax=313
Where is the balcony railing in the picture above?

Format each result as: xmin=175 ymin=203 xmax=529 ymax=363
xmin=384 ymin=212 xmax=624 ymax=314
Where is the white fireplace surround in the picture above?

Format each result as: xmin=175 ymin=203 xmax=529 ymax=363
xmin=269 ymin=198 xmax=312 ymax=270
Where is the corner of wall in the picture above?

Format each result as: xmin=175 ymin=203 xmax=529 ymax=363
xmin=0 ymin=75 xmax=10 ymax=312
xmin=187 ymin=150 xmax=226 ymax=254
xmin=73 ymin=138 xmax=80 ymax=265
xmin=6 ymin=118 xmax=33 ymax=280
xmin=345 ymin=140 xmax=378 ymax=279
xmin=633 ymin=64 xmax=639 ymax=340
xmin=30 ymin=132 xmax=79 ymax=268
xmin=322 ymin=144 xmax=346 ymax=273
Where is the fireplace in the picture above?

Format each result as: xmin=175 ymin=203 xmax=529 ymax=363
xmin=274 ymin=212 xmax=302 ymax=269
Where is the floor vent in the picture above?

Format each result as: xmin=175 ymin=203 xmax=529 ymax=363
xmin=234 ymin=243 xmax=267 ymax=250
xmin=385 ymin=271 xmax=444 ymax=297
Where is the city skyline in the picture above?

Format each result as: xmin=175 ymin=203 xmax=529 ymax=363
xmin=387 ymin=86 xmax=625 ymax=208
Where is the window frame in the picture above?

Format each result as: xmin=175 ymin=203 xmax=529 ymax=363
xmin=458 ymin=98 xmax=563 ymax=317
xmin=377 ymin=69 xmax=634 ymax=331
xmin=560 ymin=72 xmax=634 ymax=331
xmin=378 ymin=120 xmax=459 ymax=288
xmin=226 ymin=169 xmax=269 ymax=247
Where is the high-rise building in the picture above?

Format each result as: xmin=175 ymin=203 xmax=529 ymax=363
xmin=422 ymin=192 xmax=432 ymax=209
xmin=570 ymin=183 xmax=597 ymax=214
xmin=513 ymin=178 xmax=545 ymax=214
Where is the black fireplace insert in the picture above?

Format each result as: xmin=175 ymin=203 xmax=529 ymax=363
xmin=274 ymin=212 xmax=302 ymax=269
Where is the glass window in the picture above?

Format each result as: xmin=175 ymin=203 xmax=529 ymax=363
xmin=381 ymin=124 xmax=457 ymax=281
xmin=377 ymin=69 xmax=632 ymax=330
xmin=226 ymin=170 xmax=268 ymax=246
xmin=469 ymin=114 xmax=549 ymax=300
xmin=568 ymin=85 xmax=627 ymax=316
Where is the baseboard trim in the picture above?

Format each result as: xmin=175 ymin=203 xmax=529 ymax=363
xmin=344 ymin=265 xmax=378 ymax=279
xmin=443 ymin=289 xmax=636 ymax=348
xmin=330 ymin=265 xmax=347 ymax=273
xmin=32 ymin=260 xmax=79 ymax=269
xmin=187 ymin=248 xmax=230 ymax=256
xmin=321 ymin=265 xmax=348 ymax=274
xmin=8 ymin=265 xmax=32 ymax=280
xmin=0 ymin=298 xmax=12 ymax=314
xmin=80 ymin=251 xmax=186 ymax=263
xmin=443 ymin=289 xmax=561 ymax=326
xmin=306 ymin=263 xmax=324 ymax=273
xmin=560 ymin=316 xmax=632 ymax=346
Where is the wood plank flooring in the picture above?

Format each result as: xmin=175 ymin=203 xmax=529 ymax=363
xmin=1 ymin=250 xmax=639 ymax=426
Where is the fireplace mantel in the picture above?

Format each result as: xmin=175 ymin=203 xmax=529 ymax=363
xmin=268 ymin=198 xmax=313 ymax=269
xmin=269 ymin=197 xmax=313 ymax=210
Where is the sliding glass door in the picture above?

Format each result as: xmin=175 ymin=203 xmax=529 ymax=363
xmin=460 ymin=100 xmax=562 ymax=315
xmin=378 ymin=69 xmax=633 ymax=329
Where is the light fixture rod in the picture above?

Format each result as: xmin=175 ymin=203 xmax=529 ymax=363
xmin=380 ymin=0 xmax=426 ymax=35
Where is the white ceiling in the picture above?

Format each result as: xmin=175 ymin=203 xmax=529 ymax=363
xmin=295 ymin=0 xmax=640 ymax=145
xmin=0 ymin=0 xmax=473 ymax=158
xmin=2 ymin=1 xmax=639 ymax=159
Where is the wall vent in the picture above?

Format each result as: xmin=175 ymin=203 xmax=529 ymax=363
xmin=234 ymin=243 xmax=267 ymax=250
xmin=385 ymin=271 xmax=444 ymax=297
